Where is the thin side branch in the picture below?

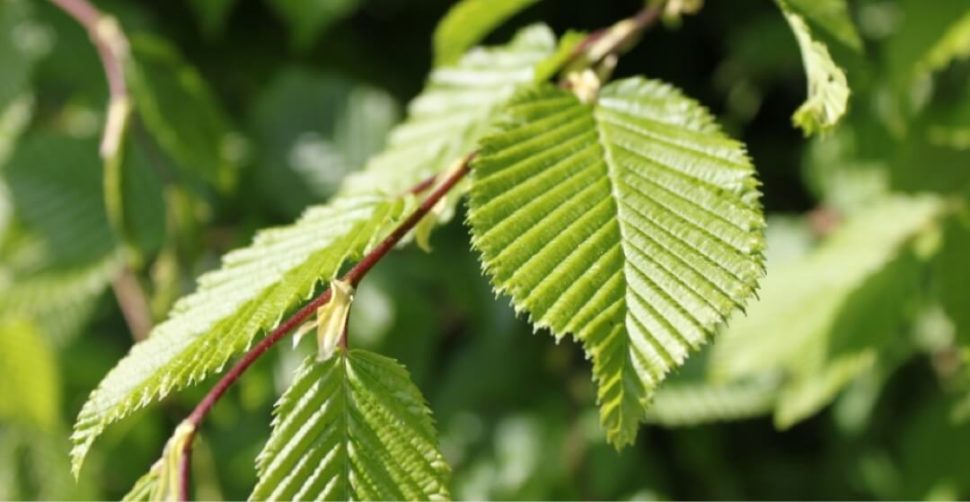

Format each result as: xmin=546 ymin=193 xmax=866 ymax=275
xmin=176 ymin=153 xmax=475 ymax=501
xmin=50 ymin=0 xmax=153 ymax=343
xmin=110 ymin=268 xmax=153 ymax=342
xmin=49 ymin=0 xmax=130 ymax=157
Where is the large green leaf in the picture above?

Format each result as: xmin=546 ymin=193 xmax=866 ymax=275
xmin=252 ymin=350 xmax=449 ymax=501
xmin=432 ymin=0 xmax=540 ymax=67
xmin=71 ymin=195 xmax=409 ymax=476
xmin=468 ymin=78 xmax=765 ymax=447
xmin=340 ymin=24 xmax=556 ymax=198
xmin=711 ymin=196 xmax=945 ymax=427
xmin=776 ymin=0 xmax=851 ymax=135
xmin=127 ymin=35 xmax=236 ymax=191
xmin=0 ymin=134 xmax=123 ymax=343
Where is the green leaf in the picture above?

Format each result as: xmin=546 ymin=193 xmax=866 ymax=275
xmin=121 ymin=422 xmax=195 ymax=502
xmin=432 ymin=0 xmax=540 ymax=67
xmin=938 ymin=214 xmax=970 ymax=346
xmin=0 ymin=318 xmax=60 ymax=430
xmin=186 ymin=0 xmax=238 ymax=38
xmin=340 ymin=24 xmax=556 ymax=199
xmin=265 ymin=0 xmax=360 ymax=49
xmin=887 ymin=0 xmax=970 ymax=80
xmin=252 ymin=350 xmax=450 ymax=501
xmin=70 ymin=195 xmax=409 ymax=476
xmin=777 ymin=1 xmax=851 ymax=135
xmin=781 ymin=0 xmax=862 ymax=51
xmin=0 ymin=0 xmax=39 ymax=110
xmin=468 ymin=78 xmax=765 ymax=447
xmin=128 ymin=35 xmax=236 ymax=191
xmin=643 ymin=375 xmax=778 ymax=427
xmin=0 ymin=134 xmax=123 ymax=343
xmin=711 ymin=196 xmax=945 ymax=427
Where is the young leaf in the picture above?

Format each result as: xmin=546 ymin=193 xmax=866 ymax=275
xmin=432 ymin=0 xmax=540 ymax=67
xmin=711 ymin=196 xmax=945 ymax=427
xmin=314 ymin=279 xmax=354 ymax=361
xmin=251 ymin=350 xmax=449 ymax=501
xmin=340 ymin=24 xmax=556 ymax=198
xmin=122 ymin=422 xmax=196 ymax=502
xmin=468 ymin=78 xmax=765 ymax=447
xmin=70 ymin=195 xmax=408 ymax=476
xmin=777 ymin=0 xmax=851 ymax=135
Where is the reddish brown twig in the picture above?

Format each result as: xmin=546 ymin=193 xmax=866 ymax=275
xmin=176 ymin=154 xmax=473 ymax=501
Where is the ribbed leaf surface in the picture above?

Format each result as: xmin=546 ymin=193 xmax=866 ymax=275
xmin=71 ymin=195 xmax=408 ymax=475
xmin=468 ymin=79 xmax=765 ymax=446
xmin=340 ymin=24 xmax=555 ymax=197
xmin=252 ymin=350 xmax=449 ymax=501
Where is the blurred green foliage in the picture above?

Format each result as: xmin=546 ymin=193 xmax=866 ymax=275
xmin=1 ymin=0 xmax=969 ymax=499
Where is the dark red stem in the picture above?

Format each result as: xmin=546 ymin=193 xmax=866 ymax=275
xmin=177 ymin=154 xmax=473 ymax=500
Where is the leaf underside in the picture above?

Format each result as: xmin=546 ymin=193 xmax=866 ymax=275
xmin=468 ymin=78 xmax=765 ymax=447
xmin=70 ymin=195 xmax=406 ymax=476
xmin=251 ymin=350 xmax=449 ymax=501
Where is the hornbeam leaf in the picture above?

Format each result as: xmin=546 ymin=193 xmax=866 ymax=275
xmin=251 ymin=350 xmax=450 ymax=501
xmin=468 ymin=79 xmax=765 ymax=447
xmin=777 ymin=0 xmax=851 ymax=135
xmin=340 ymin=24 xmax=555 ymax=198
xmin=70 ymin=195 xmax=409 ymax=476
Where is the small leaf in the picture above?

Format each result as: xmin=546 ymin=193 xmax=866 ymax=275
xmin=122 ymin=421 xmax=196 ymax=502
xmin=468 ymin=79 xmax=765 ymax=447
xmin=777 ymin=3 xmax=851 ymax=135
xmin=251 ymin=350 xmax=450 ymax=501
xmin=315 ymin=279 xmax=354 ymax=361
xmin=432 ymin=0 xmax=540 ymax=67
